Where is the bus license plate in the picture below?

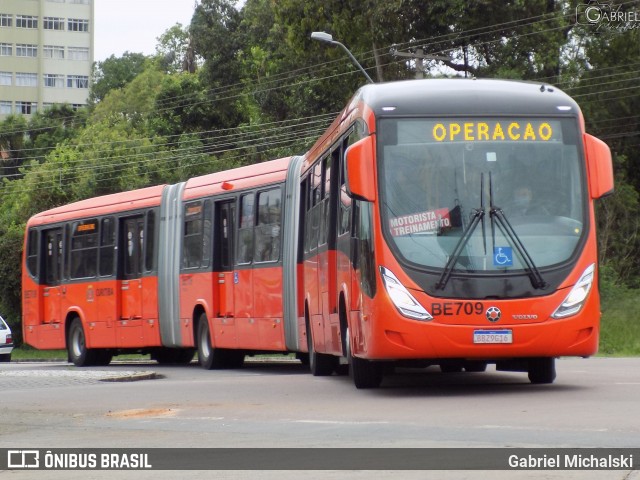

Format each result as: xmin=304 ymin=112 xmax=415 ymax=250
xmin=473 ymin=330 xmax=513 ymax=344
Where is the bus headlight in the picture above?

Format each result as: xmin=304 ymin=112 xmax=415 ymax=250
xmin=380 ymin=266 xmax=432 ymax=321
xmin=551 ymin=264 xmax=595 ymax=319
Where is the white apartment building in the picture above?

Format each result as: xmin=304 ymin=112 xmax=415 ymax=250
xmin=0 ymin=0 xmax=94 ymax=120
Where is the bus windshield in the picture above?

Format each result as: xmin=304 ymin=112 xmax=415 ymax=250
xmin=379 ymin=117 xmax=585 ymax=273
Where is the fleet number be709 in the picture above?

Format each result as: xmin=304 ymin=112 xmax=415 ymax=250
xmin=431 ymin=302 xmax=484 ymax=316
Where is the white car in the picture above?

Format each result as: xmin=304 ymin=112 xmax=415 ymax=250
xmin=0 ymin=315 xmax=13 ymax=362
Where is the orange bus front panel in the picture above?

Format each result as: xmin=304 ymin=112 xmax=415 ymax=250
xmin=354 ymin=278 xmax=600 ymax=361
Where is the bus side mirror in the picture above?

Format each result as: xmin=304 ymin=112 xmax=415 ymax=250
xmin=345 ymin=136 xmax=376 ymax=202
xmin=584 ymin=133 xmax=614 ymax=199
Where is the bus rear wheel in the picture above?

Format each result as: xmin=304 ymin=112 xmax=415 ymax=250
xmin=197 ymin=315 xmax=216 ymax=370
xmin=307 ymin=320 xmax=337 ymax=376
xmin=68 ymin=318 xmax=97 ymax=367
xmin=528 ymin=357 xmax=556 ymax=384
xmin=197 ymin=314 xmax=244 ymax=369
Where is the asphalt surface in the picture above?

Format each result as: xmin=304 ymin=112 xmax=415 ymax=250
xmin=1 ymin=357 xmax=639 ymax=480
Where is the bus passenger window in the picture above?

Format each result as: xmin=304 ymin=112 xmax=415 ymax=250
xmin=201 ymin=200 xmax=212 ymax=268
xmin=99 ymin=217 xmax=115 ymax=277
xmin=145 ymin=210 xmax=156 ymax=272
xmin=255 ymin=188 xmax=281 ymax=262
xmin=237 ymin=194 xmax=254 ymax=264
xmin=70 ymin=220 xmax=98 ymax=279
xmin=183 ymin=202 xmax=203 ymax=269
xmin=26 ymin=229 xmax=39 ymax=278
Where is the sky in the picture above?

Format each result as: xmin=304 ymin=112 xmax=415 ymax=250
xmin=93 ymin=0 xmax=197 ymax=62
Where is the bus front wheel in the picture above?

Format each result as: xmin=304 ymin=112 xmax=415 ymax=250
xmin=346 ymin=328 xmax=383 ymax=389
xmin=528 ymin=357 xmax=556 ymax=384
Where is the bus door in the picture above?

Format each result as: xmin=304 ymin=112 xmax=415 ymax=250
xmin=235 ymin=193 xmax=257 ymax=347
xmin=212 ymin=199 xmax=237 ymax=348
xmin=320 ymin=151 xmax=341 ymax=354
xmin=42 ymin=228 xmax=63 ymax=324
xmin=118 ymin=216 xmax=144 ymax=346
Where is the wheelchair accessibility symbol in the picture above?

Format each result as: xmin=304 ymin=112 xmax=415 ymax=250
xmin=493 ymin=247 xmax=513 ymax=267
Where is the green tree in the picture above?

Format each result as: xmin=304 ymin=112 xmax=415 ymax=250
xmin=89 ymin=52 xmax=149 ymax=104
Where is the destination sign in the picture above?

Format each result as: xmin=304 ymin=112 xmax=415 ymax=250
xmin=429 ymin=119 xmax=562 ymax=143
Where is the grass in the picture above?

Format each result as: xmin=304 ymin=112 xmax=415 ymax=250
xmin=599 ymin=288 xmax=640 ymax=356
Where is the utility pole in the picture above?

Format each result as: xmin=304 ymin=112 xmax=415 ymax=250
xmin=390 ymin=47 xmax=449 ymax=79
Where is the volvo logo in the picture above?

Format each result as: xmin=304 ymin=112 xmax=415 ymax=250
xmin=485 ymin=306 xmax=501 ymax=323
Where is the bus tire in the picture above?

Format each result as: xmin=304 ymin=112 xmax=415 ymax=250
xmin=68 ymin=318 xmax=97 ymax=367
xmin=346 ymin=327 xmax=383 ymax=388
xmin=94 ymin=350 xmax=113 ymax=366
xmin=350 ymin=355 xmax=383 ymax=389
xmin=307 ymin=319 xmax=336 ymax=376
xmin=197 ymin=314 xmax=244 ymax=369
xmin=528 ymin=357 xmax=556 ymax=384
xmin=197 ymin=315 xmax=216 ymax=370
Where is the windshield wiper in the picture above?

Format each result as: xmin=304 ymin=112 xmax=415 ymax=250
xmin=488 ymin=173 xmax=547 ymax=290
xmin=436 ymin=174 xmax=485 ymax=290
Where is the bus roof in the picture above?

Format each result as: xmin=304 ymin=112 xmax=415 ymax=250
xmin=27 ymin=157 xmax=293 ymax=226
xmin=183 ymin=156 xmax=292 ymax=200
xmin=356 ymin=78 xmax=580 ymax=118
xmin=28 ymin=185 xmax=166 ymax=226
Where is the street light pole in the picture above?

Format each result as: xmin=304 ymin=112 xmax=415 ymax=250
xmin=310 ymin=31 xmax=374 ymax=84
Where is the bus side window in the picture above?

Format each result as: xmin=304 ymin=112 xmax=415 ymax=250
xmin=237 ymin=193 xmax=254 ymax=265
xmin=319 ymin=155 xmax=331 ymax=246
xmin=26 ymin=228 xmax=39 ymax=279
xmin=339 ymin=138 xmax=352 ymax=236
xmin=99 ymin=217 xmax=116 ymax=277
xmin=183 ymin=202 xmax=203 ymax=269
xmin=43 ymin=229 xmax=63 ymax=285
xmin=145 ymin=210 xmax=156 ymax=272
xmin=202 ymin=200 xmax=212 ymax=268
xmin=70 ymin=220 xmax=98 ymax=279
xmin=255 ymin=188 xmax=281 ymax=262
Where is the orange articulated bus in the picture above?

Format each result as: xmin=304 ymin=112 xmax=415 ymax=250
xmin=23 ymin=79 xmax=613 ymax=388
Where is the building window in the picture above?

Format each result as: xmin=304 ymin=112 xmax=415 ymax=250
xmin=67 ymin=18 xmax=89 ymax=32
xmin=44 ymin=73 xmax=64 ymax=88
xmin=16 ymin=15 xmax=38 ymax=29
xmin=71 ymin=103 xmax=85 ymax=111
xmin=0 ymin=72 xmax=11 ymax=86
xmin=16 ymin=73 xmax=38 ymax=87
xmin=0 ymin=43 xmax=12 ymax=56
xmin=69 ymin=0 xmax=90 ymax=4
xmin=43 ymin=45 xmax=65 ymax=59
xmin=43 ymin=17 xmax=64 ymax=30
xmin=68 ymin=47 xmax=89 ymax=61
xmin=67 ymin=75 xmax=89 ymax=88
xmin=46 ymin=0 xmax=65 ymax=3
xmin=0 ymin=101 xmax=11 ymax=115
xmin=0 ymin=14 xmax=12 ymax=27
xmin=17 ymin=101 xmax=37 ymax=115
xmin=16 ymin=44 xmax=38 ymax=58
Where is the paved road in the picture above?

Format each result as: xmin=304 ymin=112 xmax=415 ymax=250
xmin=1 ymin=357 xmax=639 ymax=479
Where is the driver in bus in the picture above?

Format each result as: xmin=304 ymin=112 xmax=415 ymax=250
xmin=510 ymin=185 xmax=549 ymax=216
